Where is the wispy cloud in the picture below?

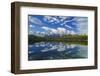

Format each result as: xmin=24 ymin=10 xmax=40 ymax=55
xmin=28 ymin=15 xmax=88 ymax=35
xmin=42 ymin=26 xmax=58 ymax=34
xmin=43 ymin=16 xmax=77 ymax=30
xmin=29 ymin=16 xmax=43 ymax=26
xmin=74 ymin=17 xmax=88 ymax=35
xmin=65 ymin=24 xmax=72 ymax=29
xmin=29 ymin=24 xmax=35 ymax=28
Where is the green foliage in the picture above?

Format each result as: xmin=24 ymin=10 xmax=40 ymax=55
xmin=62 ymin=34 xmax=88 ymax=39
xmin=28 ymin=35 xmax=88 ymax=44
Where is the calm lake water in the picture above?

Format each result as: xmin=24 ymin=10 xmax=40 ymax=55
xmin=28 ymin=42 xmax=88 ymax=61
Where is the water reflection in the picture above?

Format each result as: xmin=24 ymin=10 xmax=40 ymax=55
xmin=28 ymin=42 xmax=88 ymax=60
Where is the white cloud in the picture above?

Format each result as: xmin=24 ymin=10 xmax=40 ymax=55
xmin=44 ymin=16 xmax=60 ymax=24
xmin=42 ymin=26 xmax=50 ymax=30
xmin=49 ymin=20 xmax=55 ymax=23
xmin=43 ymin=16 xmax=52 ymax=21
xmin=43 ymin=16 xmax=77 ymax=31
xmin=70 ymin=31 xmax=76 ymax=35
xmin=51 ymin=29 xmax=58 ymax=34
xmin=52 ymin=17 xmax=60 ymax=23
xmin=60 ymin=19 xmax=75 ymax=27
xmin=41 ymin=26 xmax=78 ymax=35
xmin=76 ymin=17 xmax=88 ymax=35
xmin=66 ymin=30 xmax=70 ymax=34
xmin=29 ymin=15 xmax=88 ymax=35
xmin=42 ymin=26 xmax=58 ymax=34
xmin=29 ymin=24 xmax=35 ymax=28
xmin=78 ymin=23 xmax=88 ymax=35
xmin=59 ymin=16 xmax=69 ymax=22
xmin=42 ymin=26 xmax=68 ymax=35
xmin=57 ymin=27 xmax=67 ymax=35
xmin=29 ymin=16 xmax=43 ymax=26
xmin=65 ymin=25 xmax=72 ymax=29
xmin=74 ymin=17 xmax=88 ymax=23
xmin=63 ymin=17 xmax=88 ymax=35
xmin=52 ymin=17 xmax=57 ymax=21
xmin=63 ymin=20 xmax=73 ymax=25
xmin=29 ymin=25 xmax=33 ymax=28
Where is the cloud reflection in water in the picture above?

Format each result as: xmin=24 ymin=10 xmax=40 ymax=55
xmin=28 ymin=42 xmax=88 ymax=60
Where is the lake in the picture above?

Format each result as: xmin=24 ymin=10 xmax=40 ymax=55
xmin=28 ymin=42 xmax=88 ymax=61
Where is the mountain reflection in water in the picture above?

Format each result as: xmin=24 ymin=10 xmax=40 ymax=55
xmin=28 ymin=42 xmax=88 ymax=60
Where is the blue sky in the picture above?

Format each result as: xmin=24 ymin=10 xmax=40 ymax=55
xmin=28 ymin=15 xmax=88 ymax=36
